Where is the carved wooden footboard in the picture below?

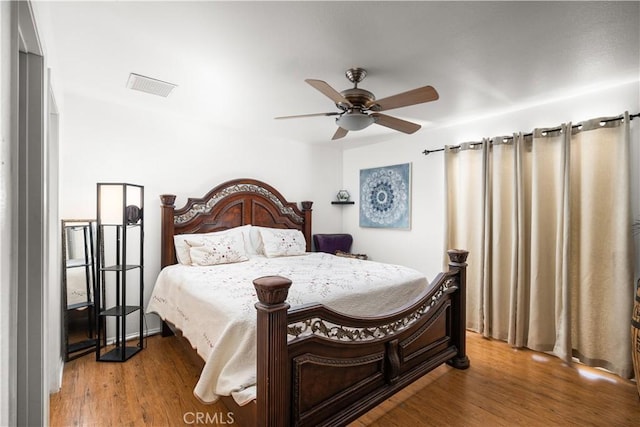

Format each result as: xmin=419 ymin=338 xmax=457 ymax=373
xmin=253 ymin=249 xmax=469 ymax=427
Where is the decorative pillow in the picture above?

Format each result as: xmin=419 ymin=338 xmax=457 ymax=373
xmin=249 ymin=225 xmax=295 ymax=255
xmin=174 ymin=225 xmax=253 ymax=265
xmin=259 ymin=228 xmax=306 ymax=258
xmin=186 ymin=233 xmax=248 ymax=266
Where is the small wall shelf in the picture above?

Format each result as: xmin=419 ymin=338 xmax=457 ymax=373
xmin=331 ymin=201 xmax=355 ymax=205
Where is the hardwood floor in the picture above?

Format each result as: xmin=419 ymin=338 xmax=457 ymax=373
xmin=50 ymin=332 xmax=639 ymax=426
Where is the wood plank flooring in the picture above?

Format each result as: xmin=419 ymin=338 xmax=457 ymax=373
xmin=50 ymin=332 xmax=640 ymax=426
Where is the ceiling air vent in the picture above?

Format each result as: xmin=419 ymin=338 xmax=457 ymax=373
xmin=126 ymin=73 xmax=177 ymax=97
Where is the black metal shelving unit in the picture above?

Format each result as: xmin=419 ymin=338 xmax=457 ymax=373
xmin=95 ymin=183 xmax=144 ymax=362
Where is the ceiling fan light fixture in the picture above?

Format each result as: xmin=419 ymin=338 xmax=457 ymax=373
xmin=336 ymin=112 xmax=375 ymax=131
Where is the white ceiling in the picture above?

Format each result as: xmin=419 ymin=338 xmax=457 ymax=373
xmin=41 ymin=1 xmax=640 ymax=144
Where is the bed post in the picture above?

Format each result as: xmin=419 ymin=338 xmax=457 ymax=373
xmin=301 ymin=201 xmax=313 ymax=252
xmin=253 ymin=276 xmax=292 ymax=427
xmin=159 ymin=194 xmax=176 ymax=268
xmin=160 ymin=194 xmax=177 ymax=338
xmin=447 ymin=249 xmax=470 ymax=369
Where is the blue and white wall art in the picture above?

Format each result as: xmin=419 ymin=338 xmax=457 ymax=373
xmin=359 ymin=163 xmax=411 ymax=229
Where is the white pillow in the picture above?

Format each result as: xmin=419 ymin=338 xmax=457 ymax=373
xmin=174 ymin=225 xmax=253 ymax=265
xmin=249 ymin=226 xmax=266 ymax=255
xmin=258 ymin=227 xmax=306 ymax=258
xmin=186 ymin=233 xmax=248 ymax=266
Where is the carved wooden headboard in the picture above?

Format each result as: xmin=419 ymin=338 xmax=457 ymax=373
xmin=159 ymin=178 xmax=313 ymax=268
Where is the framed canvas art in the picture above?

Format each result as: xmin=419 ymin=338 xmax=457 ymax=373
xmin=359 ymin=163 xmax=411 ymax=229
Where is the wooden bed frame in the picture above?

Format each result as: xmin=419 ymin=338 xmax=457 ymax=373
xmin=159 ymin=178 xmax=469 ymax=426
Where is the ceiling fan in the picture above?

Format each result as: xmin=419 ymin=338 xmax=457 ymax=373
xmin=275 ymin=68 xmax=439 ymax=140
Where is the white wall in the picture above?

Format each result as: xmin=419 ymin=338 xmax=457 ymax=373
xmin=343 ymin=81 xmax=640 ymax=281
xmin=59 ymin=92 xmax=344 ymax=334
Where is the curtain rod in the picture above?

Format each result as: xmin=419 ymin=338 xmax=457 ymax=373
xmin=422 ymin=112 xmax=640 ymax=155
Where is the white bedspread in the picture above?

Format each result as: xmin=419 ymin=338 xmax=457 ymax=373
xmin=146 ymin=252 xmax=428 ymax=405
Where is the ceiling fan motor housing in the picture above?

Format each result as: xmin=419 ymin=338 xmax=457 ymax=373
xmin=336 ymin=85 xmax=379 ymax=130
xmin=339 ymin=88 xmax=377 ymax=110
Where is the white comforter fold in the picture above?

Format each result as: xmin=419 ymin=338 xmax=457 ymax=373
xmin=146 ymin=252 xmax=428 ymax=405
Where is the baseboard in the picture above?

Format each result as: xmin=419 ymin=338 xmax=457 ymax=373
xmin=49 ymin=356 xmax=64 ymax=394
xmin=104 ymin=327 xmax=162 ymax=345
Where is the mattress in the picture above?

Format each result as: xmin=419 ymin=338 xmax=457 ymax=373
xmin=146 ymin=252 xmax=429 ymax=405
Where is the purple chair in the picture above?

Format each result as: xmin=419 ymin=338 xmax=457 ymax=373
xmin=313 ymin=234 xmax=353 ymax=255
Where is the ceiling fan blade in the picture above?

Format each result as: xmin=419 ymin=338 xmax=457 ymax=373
xmin=374 ymin=85 xmax=439 ymax=112
xmin=305 ymin=79 xmax=353 ymax=108
xmin=371 ymin=113 xmax=421 ymax=134
xmin=332 ymin=127 xmax=349 ymax=140
xmin=275 ymin=112 xmax=340 ymax=119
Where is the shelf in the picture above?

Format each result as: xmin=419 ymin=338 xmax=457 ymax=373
xmin=100 ymin=305 xmax=141 ymax=317
xmin=101 ymin=264 xmax=141 ymax=272
xmin=68 ymin=301 xmax=94 ymax=311
xmin=66 ymin=264 xmax=93 ymax=269
xmin=100 ymin=223 xmax=142 ymax=228
xmin=66 ymin=259 xmax=93 ymax=268
xmin=97 ymin=346 xmax=142 ymax=362
xmin=68 ymin=338 xmax=97 ymax=354
xmin=331 ymin=201 xmax=355 ymax=205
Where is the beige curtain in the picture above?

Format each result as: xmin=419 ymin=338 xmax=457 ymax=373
xmin=444 ymin=141 xmax=487 ymax=332
xmin=445 ymin=113 xmax=634 ymax=378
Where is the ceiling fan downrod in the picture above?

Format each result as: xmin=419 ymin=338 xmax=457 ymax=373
xmin=345 ymin=67 xmax=367 ymax=88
